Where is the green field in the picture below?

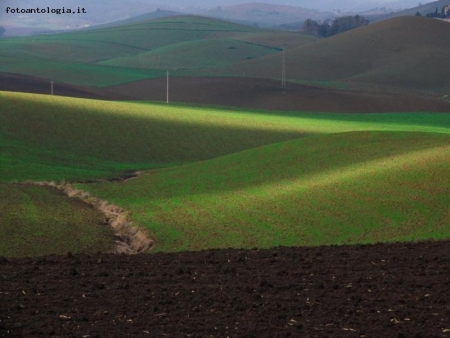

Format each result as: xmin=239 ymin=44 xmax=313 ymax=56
xmin=0 ymin=183 xmax=114 ymax=257
xmin=0 ymin=16 xmax=290 ymax=87
xmin=78 ymin=131 xmax=450 ymax=251
xmin=1 ymin=14 xmax=450 ymax=256
xmin=2 ymin=15 xmax=449 ymax=94
xmin=99 ymin=39 xmax=280 ymax=70
xmin=2 ymin=91 xmax=450 ymax=183
xmin=215 ymin=16 xmax=450 ymax=94
xmin=1 ymin=91 xmax=449 ymax=256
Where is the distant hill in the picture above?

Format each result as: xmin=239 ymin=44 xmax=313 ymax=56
xmin=367 ymin=0 xmax=450 ymax=21
xmin=218 ymin=16 xmax=450 ymax=94
xmin=2 ymin=14 xmax=449 ymax=95
xmin=0 ymin=15 xmax=272 ymax=86
xmin=85 ymin=9 xmax=182 ymax=30
xmin=202 ymin=2 xmax=337 ymax=28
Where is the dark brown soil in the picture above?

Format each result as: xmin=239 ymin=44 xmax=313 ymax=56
xmin=0 ymin=72 xmax=132 ymax=100
xmin=2 ymin=241 xmax=450 ymax=337
xmin=2 ymin=72 xmax=449 ymax=113
xmin=105 ymin=76 xmax=450 ymax=113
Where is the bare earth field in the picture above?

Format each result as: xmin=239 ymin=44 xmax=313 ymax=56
xmin=2 ymin=241 xmax=450 ymax=337
xmin=2 ymin=72 xmax=449 ymax=113
xmin=0 ymin=73 xmax=131 ymax=101
xmin=105 ymin=76 xmax=450 ymax=113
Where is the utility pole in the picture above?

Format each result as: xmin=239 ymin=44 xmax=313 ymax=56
xmin=166 ymin=71 xmax=169 ymax=104
xmin=50 ymin=80 xmax=54 ymax=95
xmin=281 ymin=48 xmax=286 ymax=88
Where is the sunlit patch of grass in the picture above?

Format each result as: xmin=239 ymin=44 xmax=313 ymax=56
xmin=1 ymin=92 xmax=449 ymax=255
xmin=1 ymin=91 xmax=449 ymax=184
xmin=78 ymin=131 xmax=450 ymax=252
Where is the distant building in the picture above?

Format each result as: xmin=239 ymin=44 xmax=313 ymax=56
xmin=443 ymin=5 xmax=450 ymax=16
xmin=426 ymin=5 xmax=450 ymax=19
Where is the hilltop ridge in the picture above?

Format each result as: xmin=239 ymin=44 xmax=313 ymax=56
xmin=221 ymin=16 xmax=450 ymax=94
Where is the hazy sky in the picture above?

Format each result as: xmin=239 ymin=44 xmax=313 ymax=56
xmin=2 ymin=0 xmax=437 ymax=12
xmin=0 ymin=0 xmax=437 ymax=30
xmin=111 ymin=0 xmax=433 ymax=11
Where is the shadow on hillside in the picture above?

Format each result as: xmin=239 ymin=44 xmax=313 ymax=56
xmin=111 ymin=131 xmax=450 ymax=201
xmin=105 ymin=76 xmax=450 ymax=113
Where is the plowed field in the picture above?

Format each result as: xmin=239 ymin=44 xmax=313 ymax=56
xmin=2 ymin=241 xmax=450 ymax=337
xmin=105 ymin=76 xmax=450 ymax=113
xmin=2 ymin=72 xmax=450 ymax=113
xmin=0 ymin=73 xmax=131 ymax=100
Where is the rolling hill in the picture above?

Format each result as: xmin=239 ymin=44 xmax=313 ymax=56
xmin=367 ymin=0 xmax=450 ymax=21
xmin=213 ymin=16 xmax=450 ymax=94
xmin=202 ymin=2 xmax=336 ymax=27
xmin=1 ymin=14 xmax=450 ymax=257
xmin=79 ymin=131 xmax=450 ymax=252
xmin=0 ymin=15 xmax=317 ymax=88
xmin=0 ymin=16 xmax=271 ymax=86
xmin=85 ymin=9 xmax=182 ymax=30
xmin=1 ymin=91 xmax=449 ymax=256
xmin=2 ymin=14 xmax=448 ymax=96
xmin=99 ymin=39 xmax=280 ymax=70
xmin=0 ymin=72 xmax=132 ymax=100
xmin=3 ymin=10 xmax=450 ymax=336
xmin=1 ymin=91 xmax=449 ymax=183
xmin=103 ymin=76 xmax=450 ymax=112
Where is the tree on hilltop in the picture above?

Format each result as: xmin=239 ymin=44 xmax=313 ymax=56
xmin=302 ymin=15 xmax=368 ymax=38
xmin=302 ymin=19 xmax=320 ymax=35
xmin=0 ymin=27 xmax=6 ymax=37
xmin=328 ymin=15 xmax=369 ymax=37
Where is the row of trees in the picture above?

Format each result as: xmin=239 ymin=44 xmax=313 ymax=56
xmin=303 ymin=15 xmax=369 ymax=38
xmin=418 ymin=5 xmax=450 ymax=18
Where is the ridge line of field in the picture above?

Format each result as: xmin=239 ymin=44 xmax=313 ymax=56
xmin=141 ymin=140 xmax=450 ymax=207
xmin=236 ymin=143 xmax=450 ymax=201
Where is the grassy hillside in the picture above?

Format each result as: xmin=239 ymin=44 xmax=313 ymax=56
xmin=1 ymin=91 xmax=449 ymax=256
xmin=203 ymin=3 xmax=336 ymax=27
xmin=227 ymin=31 xmax=316 ymax=49
xmin=2 ymin=91 xmax=449 ymax=183
xmin=79 ymin=131 xmax=450 ymax=251
xmin=0 ymin=15 xmax=316 ymax=88
xmin=86 ymin=10 xmax=182 ymax=30
xmin=2 ymin=14 xmax=450 ymax=257
xmin=0 ymin=91 xmax=308 ymax=183
xmin=99 ymin=39 xmax=280 ymax=70
xmin=0 ymin=16 xmax=276 ymax=86
xmin=2 ymin=15 xmax=448 ymax=95
xmin=0 ymin=184 xmax=114 ymax=257
xmin=217 ymin=16 xmax=450 ymax=94
xmin=3 ymin=16 xmax=260 ymax=63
